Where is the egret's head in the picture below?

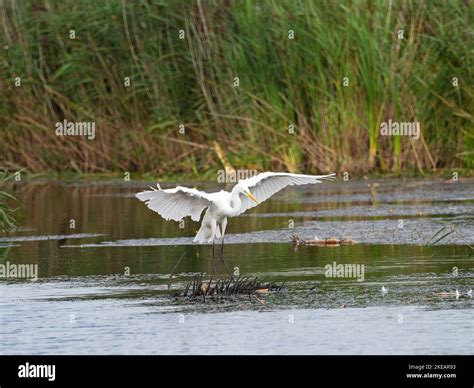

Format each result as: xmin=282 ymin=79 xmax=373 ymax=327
xmin=241 ymin=185 xmax=259 ymax=204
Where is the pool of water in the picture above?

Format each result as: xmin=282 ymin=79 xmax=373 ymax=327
xmin=0 ymin=177 xmax=473 ymax=354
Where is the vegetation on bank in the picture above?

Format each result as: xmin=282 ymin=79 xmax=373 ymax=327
xmin=0 ymin=0 xmax=472 ymax=177
xmin=0 ymin=171 xmax=17 ymax=231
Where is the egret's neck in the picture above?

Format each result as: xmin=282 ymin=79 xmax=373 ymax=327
xmin=229 ymin=187 xmax=243 ymax=215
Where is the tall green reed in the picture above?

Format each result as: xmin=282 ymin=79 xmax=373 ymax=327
xmin=0 ymin=0 xmax=472 ymax=176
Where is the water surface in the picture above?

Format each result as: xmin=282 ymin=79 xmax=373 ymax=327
xmin=0 ymin=178 xmax=473 ymax=354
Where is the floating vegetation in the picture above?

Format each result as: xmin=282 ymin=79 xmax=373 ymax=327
xmin=291 ymin=235 xmax=357 ymax=247
xmin=172 ymin=274 xmax=285 ymax=303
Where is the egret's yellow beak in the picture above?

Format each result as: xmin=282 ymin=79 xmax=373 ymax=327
xmin=246 ymin=191 xmax=259 ymax=204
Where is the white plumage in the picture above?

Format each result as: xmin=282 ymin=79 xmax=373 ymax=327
xmin=136 ymin=186 xmax=212 ymax=222
xmin=136 ymin=172 xmax=336 ymax=243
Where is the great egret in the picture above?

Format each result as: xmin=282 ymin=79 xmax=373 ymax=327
xmin=136 ymin=172 xmax=336 ymax=274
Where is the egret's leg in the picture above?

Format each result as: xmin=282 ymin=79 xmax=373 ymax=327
xmin=209 ymin=219 xmax=217 ymax=275
xmin=220 ymin=236 xmax=233 ymax=277
xmin=219 ymin=219 xmax=232 ymax=277
xmin=212 ymin=240 xmax=216 ymax=276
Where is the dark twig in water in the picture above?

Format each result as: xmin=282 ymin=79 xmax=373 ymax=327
xmin=279 ymin=281 xmax=286 ymax=292
xmin=306 ymin=284 xmax=318 ymax=297
xmin=429 ymin=225 xmax=456 ymax=245
xmin=204 ymin=276 xmax=213 ymax=297
xmin=183 ymin=281 xmax=191 ymax=296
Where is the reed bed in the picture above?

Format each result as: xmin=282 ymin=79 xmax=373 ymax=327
xmin=0 ymin=0 xmax=472 ymax=176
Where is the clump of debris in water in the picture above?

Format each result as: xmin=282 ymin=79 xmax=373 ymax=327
xmin=170 ymin=274 xmax=285 ymax=304
xmin=291 ymin=234 xmax=357 ymax=247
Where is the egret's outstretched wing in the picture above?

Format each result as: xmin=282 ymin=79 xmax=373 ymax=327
xmin=136 ymin=185 xmax=212 ymax=221
xmin=237 ymin=172 xmax=335 ymax=215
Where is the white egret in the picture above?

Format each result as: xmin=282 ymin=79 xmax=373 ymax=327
xmin=136 ymin=172 xmax=336 ymax=274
